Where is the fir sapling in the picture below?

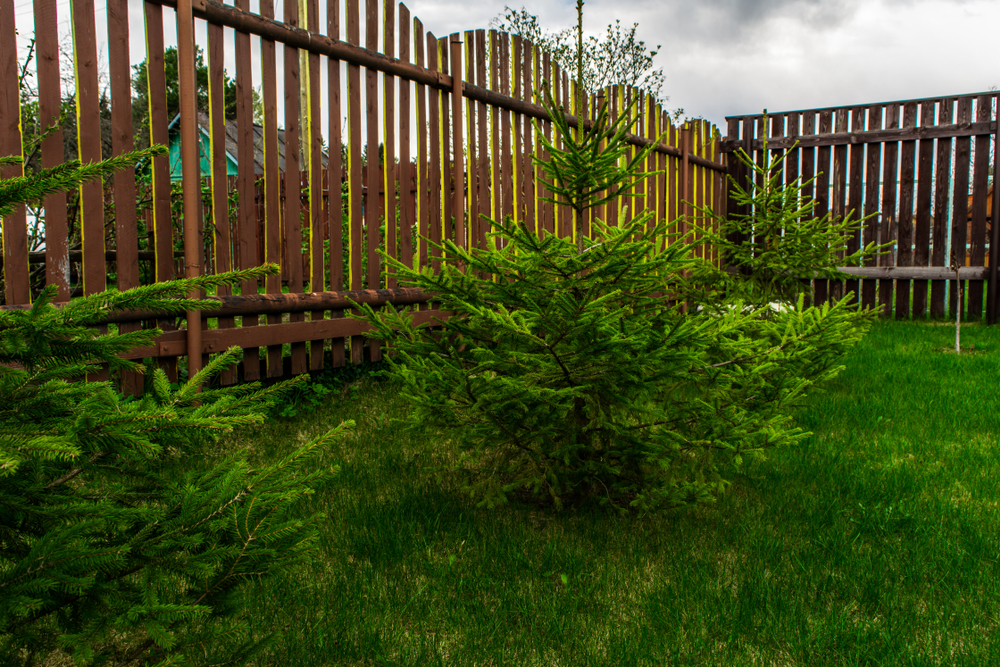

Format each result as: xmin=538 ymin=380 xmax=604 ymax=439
xmin=355 ymin=89 xmax=875 ymax=514
xmin=0 ymin=148 xmax=351 ymax=666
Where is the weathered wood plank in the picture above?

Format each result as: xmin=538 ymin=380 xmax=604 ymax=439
xmin=950 ymin=97 xmax=972 ymax=319
xmin=307 ymin=0 xmax=324 ymax=371
xmin=912 ymin=100 xmax=936 ymax=318
xmin=969 ymin=95 xmax=991 ymax=319
xmin=383 ymin=0 xmax=397 ymax=287
xmin=399 ymin=4 xmax=414 ymax=270
xmin=365 ymin=0 xmax=381 ymax=362
xmin=878 ymin=104 xmax=899 ymax=316
xmin=930 ymin=99 xmax=953 ymax=318
xmin=346 ymin=0 xmax=363 ymax=363
xmin=206 ymin=20 xmax=237 ymax=385
xmin=720 ymin=121 xmax=997 ymax=152
xmin=327 ymin=0 xmax=346 ymax=367
xmin=895 ymin=101 xmax=917 ymax=320
xmin=861 ymin=105 xmax=882 ymax=310
xmin=34 ymin=0 xmax=69 ymax=302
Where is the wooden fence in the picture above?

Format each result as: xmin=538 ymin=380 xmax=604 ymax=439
xmin=0 ymin=0 xmax=727 ymax=390
xmin=723 ymin=95 xmax=1000 ymax=322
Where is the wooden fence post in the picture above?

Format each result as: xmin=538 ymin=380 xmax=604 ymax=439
xmin=988 ymin=100 xmax=1000 ymax=324
xmin=450 ymin=34 xmax=465 ymax=250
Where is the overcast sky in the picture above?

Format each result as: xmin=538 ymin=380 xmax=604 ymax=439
xmin=410 ymin=0 xmax=1000 ymax=128
xmin=12 ymin=0 xmax=1000 ymax=134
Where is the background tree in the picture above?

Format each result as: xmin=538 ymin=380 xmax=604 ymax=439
xmin=490 ymin=4 xmax=668 ymax=108
xmin=131 ymin=45 xmax=263 ymax=147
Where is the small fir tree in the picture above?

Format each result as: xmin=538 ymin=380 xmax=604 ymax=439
xmin=0 ymin=150 xmax=350 ymax=666
xmin=705 ymin=136 xmax=887 ymax=308
xmin=355 ymin=89 xmax=875 ymax=513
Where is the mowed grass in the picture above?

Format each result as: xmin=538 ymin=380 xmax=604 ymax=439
xmin=219 ymin=320 xmax=1000 ymax=666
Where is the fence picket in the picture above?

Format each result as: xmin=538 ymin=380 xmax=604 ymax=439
xmin=327 ymin=0 xmax=346 ymax=367
xmin=308 ymin=0 xmax=325 ymax=371
xmin=969 ymin=96 xmax=992 ymax=319
xmin=34 ymin=0 xmax=69 ymax=302
xmin=862 ymin=105 xmax=882 ymax=310
xmin=878 ymin=104 xmax=899 ymax=316
xmin=912 ymin=101 xmax=936 ymax=318
xmin=931 ymin=99 xmax=954 ymax=318
xmin=399 ymin=4 xmax=414 ymax=270
xmin=383 ymin=0 xmax=397 ymax=288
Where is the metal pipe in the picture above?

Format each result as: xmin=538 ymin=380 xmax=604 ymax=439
xmin=177 ymin=0 xmax=202 ymax=378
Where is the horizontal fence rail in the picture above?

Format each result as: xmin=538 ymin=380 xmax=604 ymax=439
xmin=1 ymin=0 xmax=727 ymax=392
xmin=725 ymin=94 xmax=1000 ymax=323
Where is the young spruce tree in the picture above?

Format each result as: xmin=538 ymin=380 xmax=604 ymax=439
xmin=355 ymin=90 xmax=875 ymax=514
xmin=0 ymin=150 xmax=350 ymax=665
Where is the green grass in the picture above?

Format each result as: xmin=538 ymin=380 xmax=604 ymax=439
xmin=218 ymin=320 xmax=1000 ymax=666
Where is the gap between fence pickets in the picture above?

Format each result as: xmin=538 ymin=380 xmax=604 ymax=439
xmin=148 ymin=0 xmax=726 ymax=173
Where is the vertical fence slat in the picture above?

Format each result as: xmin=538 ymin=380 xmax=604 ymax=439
xmin=510 ymin=35 xmax=522 ymax=225
xmin=861 ymin=105 xmax=882 ymax=310
xmin=895 ymin=102 xmax=918 ymax=319
xmin=912 ymin=100 xmax=936 ymax=318
xmin=366 ymin=0 xmax=381 ymax=298
xmin=328 ymin=0 xmax=346 ymax=367
xmin=476 ymin=29 xmax=489 ymax=250
xmin=0 ymin=0 xmax=28 ymax=307
xmin=463 ymin=32 xmax=476 ymax=250
xmin=399 ymin=4 xmax=414 ymax=271
xmin=383 ymin=0 xmax=397 ymax=288
xmin=499 ymin=34 xmax=512 ymax=227
xmin=145 ymin=0 xmax=179 ymax=380
xmin=34 ymin=0 xmax=69 ymax=301
xmin=879 ymin=104 xmax=899 ymax=316
xmin=812 ymin=112 xmax=831 ymax=304
xmin=844 ymin=107 xmax=865 ymax=305
xmin=285 ymin=0 xmax=307 ymax=375
xmin=989 ymin=95 xmax=1000 ymax=323
xmin=107 ymin=0 xmax=143 ymax=393
xmin=414 ymin=18 xmax=428 ymax=270
xmin=950 ymin=98 xmax=972 ymax=318
xmin=207 ymin=20 xmax=237 ymax=385
xmin=969 ymin=96 xmax=992 ymax=319
xmin=426 ymin=31 xmax=441 ymax=270
xmin=258 ymin=0 xmax=281 ymax=376
xmin=72 ymin=0 xmax=106 ymax=300
xmin=307 ymin=0 xmax=325 ymax=371
xmin=931 ymin=99 xmax=953 ymax=318
xmin=233 ymin=0 xmax=259 ymax=381
xmin=521 ymin=40 xmax=534 ymax=234
xmin=439 ymin=36 xmax=452 ymax=244
xmin=346 ymin=0 xmax=363 ymax=363
xmin=450 ymin=34 xmax=464 ymax=249
xmin=539 ymin=51 xmax=552 ymax=237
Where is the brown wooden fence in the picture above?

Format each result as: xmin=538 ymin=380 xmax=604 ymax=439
xmin=0 ymin=0 xmax=727 ymax=390
xmin=723 ymin=95 xmax=1000 ymax=322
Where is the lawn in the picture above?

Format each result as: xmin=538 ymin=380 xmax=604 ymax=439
xmin=217 ymin=319 xmax=1000 ymax=666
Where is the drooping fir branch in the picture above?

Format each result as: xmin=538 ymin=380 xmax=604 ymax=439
xmin=0 ymin=265 xmax=279 ymax=374
xmin=0 ymin=146 xmax=167 ymax=218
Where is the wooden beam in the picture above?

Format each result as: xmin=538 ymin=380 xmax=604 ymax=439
xmin=721 ymin=121 xmax=997 ymax=152
xmin=121 ymin=307 xmax=449 ymax=359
